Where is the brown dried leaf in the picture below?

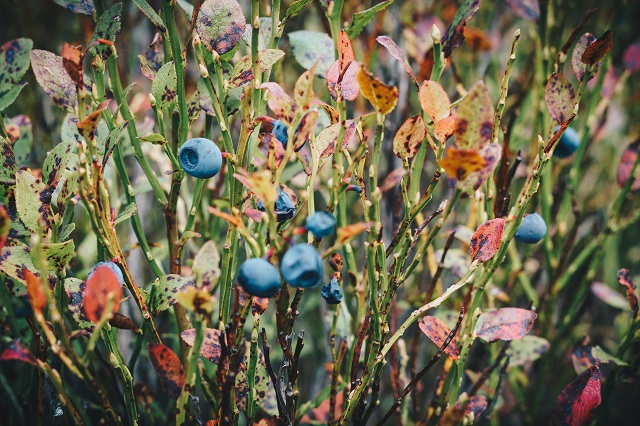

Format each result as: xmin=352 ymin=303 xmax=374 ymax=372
xmin=581 ymin=30 xmax=612 ymax=66
xmin=338 ymin=30 xmax=355 ymax=77
xmin=434 ymin=115 xmax=456 ymax=143
xmin=419 ymin=316 xmax=460 ymax=359
xmin=61 ymin=43 xmax=84 ymax=88
xmin=617 ymin=268 xmax=639 ymax=318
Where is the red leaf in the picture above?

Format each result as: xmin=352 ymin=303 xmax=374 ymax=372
xmin=419 ymin=316 xmax=460 ymax=359
xmin=180 ymin=328 xmax=222 ymax=363
xmin=0 ymin=339 xmax=38 ymax=366
xmin=24 ymin=269 xmax=46 ymax=315
xmin=623 ymin=40 xmax=640 ymax=73
xmin=469 ymin=218 xmax=504 ymax=263
xmin=552 ymin=366 xmax=601 ymax=426
xmin=326 ymin=60 xmax=359 ymax=101
xmin=147 ymin=343 xmax=185 ymax=399
xmin=474 ymin=307 xmax=537 ymax=342
xmin=581 ymin=30 xmax=612 ymax=66
xmin=617 ymin=268 xmax=639 ymax=318
xmin=376 ymin=35 xmax=417 ymax=83
xmin=338 ymin=30 xmax=355 ymax=77
xmin=83 ymin=264 xmax=122 ymax=323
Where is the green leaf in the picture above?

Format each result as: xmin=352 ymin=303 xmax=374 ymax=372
xmin=235 ymin=344 xmax=272 ymax=410
xmin=114 ymin=202 xmax=138 ymax=225
xmin=288 ymin=31 xmax=335 ymax=77
xmin=15 ymin=169 xmax=52 ymax=234
xmin=7 ymin=115 xmax=33 ymax=165
xmin=192 ymin=240 xmax=221 ymax=289
xmin=64 ymin=277 xmax=94 ymax=329
xmin=282 ymin=0 xmax=314 ymax=25
xmin=51 ymin=156 xmax=79 ymax=214
xmin=0 ymin=244 xmax=38 ymax=296
xmin=42 ymin=240 xmax=75 ymax=271
xmin=0 ymin=38 xmax=33 ymax=94
xmin=138 ymin=133 xmax=167 ymax=145
xmin=176 ymin=0 xmax=194 ymax=17
xmin=187 ymin=90 xmax=201 ymax=123
xmin=345 ymin=1 xmax=394 ymax=39
xmin=242 ymin=17 xmax=273 ymax=51
xmin=89 ymin=3 xmax=123 ymax=60
xmin=0 ymin=136 xmax=17 ymax=187
xmin=453 ymin=80 xmax=493 ymax=150
xmin=0 ymin=83 xmax=27 ymax=111
xmin=195 ymin=0 xmax=246 ymax=55
xmin=131 ymin=0 xmax=167 ymax=33
xmin=228 ymin=49 xmax=285 ymax=89
xmin=59 ymin=223 xmax=75 ymax=242
xmin=442 ymin=0 xmax=481 ymax=58
xmin=506 ymin=335 xmax=550 ymax=366
xmin=52 ymin=0 xmax=95 ymax=15
xmin=43 ymin=140 xmax=76 ymax=189
xmin=592 ymin=346 xmax=628 ymax=366
xmin=102 ymin=121 xmax=129 ymax=167
xmin=30 ymin=50 xmax=77 ymax=112
xmin=149 ymin=274 xmax=196 ymax=315
xmin=151 ymin=61 xmax=177 ymax=111
xmin=61 ymin=114 xmax=83 ymax=143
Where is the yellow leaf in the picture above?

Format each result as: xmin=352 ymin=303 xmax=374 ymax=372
xmin=440 ymin=148 xmax=485 ymax=181
xmin=356 ymin=67 xmax=398 ymax=115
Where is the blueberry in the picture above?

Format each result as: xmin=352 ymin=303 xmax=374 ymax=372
xmin=257 ymin=187 xmax=296 ymax=222
xmin=179 ymin=137 xmax=223 ymax=178
xmin=272 ymin=120 xmax=288 ymax=147
xmin=237 ymin=258 xmax=281 ymax=297
xmin=515 ymin=213 xmax=547 ymax=244
xmin=281 ymin=244 xmax=324 ymax=288
xmin=91 ymin=261 xmax=125 ymax=286
xmin=321 ymin=278 xmax=343 ymax=304
xmin=306 ymin=211 xmax=336 ymax=238
xmin=553 ymin=126 xmax=580 ymax=158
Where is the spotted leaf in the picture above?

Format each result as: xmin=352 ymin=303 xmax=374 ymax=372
xmin=15 ymin=169 xmax=52 ymax=234
xmin=83 ymin=263 xmax=122 ymax=323
xmin=181 ymin=328 xmax=222 ymax=362
xmin=315 ymin=120 xmax=357 ymax=159
xmin=0 ymin=245 xmax=39 ymax=296
xmin=581 ymin=30 xmax=612 ymax=66
xmin=453 ymin=80 xmax=492 ymax=150
xmin=572 ymin=34 xmax=597 ymax=82
xmin=289 ymin=31 xmax=335 ymax=77
xmin=545 ymin=72 xmax=575 ymax=124
xmin=30 ymin=50 xmax=77 ymax=112
xmin=326 ymin=60 xmax=359 ymax=101
xmin=393 ymin=114 xmax=426 ymax=161
xmin=294 ymin=64 xmax=317 ymax=114
xmin=469 ymin=218 xmax=504 ymax=263
xmin=0 ymin=339 xmax=37 ymax=366
xmin=235 ymin=343 xmax=272 ymax=411
xmin=0 ymin=136 xmax=16 ymax=186
xmin=139 ymin=33 xmax=164 ymax=80
xmin=261 ymin=82 xmax=296 ymax=125
xmin=440 ymin=147 xmax=485 ymax=181
xmin=147 ymin=343 xmax=185 ymax=399
xmin=64 ymin=277 xmax=93 ymax=329
xmin=243 ymin=17 xmax=272 ymax=51
xmin=52 ymin=0 xmax=94 ymax=15
xmin=193 ymin=240 xmax=221 ymax=289
xmin=196 ymin=0 xmax=246 ymax=55
xmin=228 ymin=49 xmax=285 ymax=89
xmin=149 ymin=274 xmax=196 ymax=315
xmin=457 ymin=142 xmax=501 ymax=195
xmin=474 ymin=307 xmax=537 ymax=342
xmin=441 ymin=0 xmax=481 ymax=58
xmin=356 ymin=67 xmax=398 ymax=115
xmin=552 ymin=366 xmax=601 ymax=426
xmin=0 ymin=38 xmax=33 ymax=95
xmin=293 ymin=111 xmax=318 ymax=151
xmin=506 ymin=335 xmax=550 ymax=366
xmin=617 ymin=268 xmax=639 ymax=317
xmin=89 ymin=3 xmax=122 ymax=59
xmin=419 ymin=316 xmax=460 ymax=359
xmin=151 ymin=62 xmax=177 ymax=111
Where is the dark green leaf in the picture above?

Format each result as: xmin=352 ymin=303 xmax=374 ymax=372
xmin=0 ymin=83 xmax=27 ymax=111
xmin=345 ymin=1 xmax=394 ymax=39
xmin=131 ymin=0 xmax=167 ymax=33
xmin=149 ymin=274 xmax=196 ymax=315
xmin=151 ymin=61 xmax=177 ymax=111
xmin=0 ymin=38 xmax=33 ymax=94
xmin=89 ymin=3 xmax=123 ymax=60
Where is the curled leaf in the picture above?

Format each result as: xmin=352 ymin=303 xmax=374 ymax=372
xmin=24 ymin=268 xmax=46 ymax=315
xmin=617 ymin=268 xmax=639 ymax=317
xmin=441 ymin=0 xmax=481 ymax=58
xmin=581 ymin=30 xmax=612 ymax=66
xmin=376 ymin=35 xmax=417 ymax=83
xmin=0 ymin=339 xmax=37 ymax=366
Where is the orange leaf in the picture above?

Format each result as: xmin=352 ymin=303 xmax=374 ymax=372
xmin=24 ymin=269 xmax=46 ymax=315
xmin=356 ymin=67 xmax=398 ymax=116
xmin=83 ymin=264 xmax=122 ymax=323
xmin=338 ymin=30 xmax=355 ymax=77
xmin=393 ymin=114 xmax=426 ymax=160
xmin=440 ymin=147 xmax=485 ymax=181
xmin=419 ymin=80 xmax=451 ymax=123
xmin=434 ymin=115 xmax=456 ymax=143
xmin=419 ymin=316 xmax=460 ymax=359
xmin=469 ymin=218 xmax=504 ymax=263
xmin=147 ymin=343 xmax=185 ymax=399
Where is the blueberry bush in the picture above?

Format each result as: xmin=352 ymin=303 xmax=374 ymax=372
xmin=1 ymin=0 xmax=640 ymax=424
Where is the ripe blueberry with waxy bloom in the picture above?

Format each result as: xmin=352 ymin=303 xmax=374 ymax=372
xmin=237 ymin=258 xmax=281 ymax=297
xmin=306 ymin=211 xmax=336 ymax=238
xmin=179 ymin=137 xmax=223 ymax=178
xmin=553 ymin=126 xmax=580 ymax=158
xmin=281 ymin=244 xmax=324 ymax=288
xmin=515 ymin=213 xmax=547 ymax=244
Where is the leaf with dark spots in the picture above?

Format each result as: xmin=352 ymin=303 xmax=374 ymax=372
xmin=139 ymin=33 xmax=165 ymax=80
xmin=149 ymin=274 xmax=196 ymax=315
xmin=376 ymin=35 xmax=417 ymax=83
xmin=289 ymin=31 xmax=336 ymax=77
xmin=0 ymin=245 xmax=39 ymax=297
xmin=0 ymin=136 xmax=17 ymax=187
xmin=453 ymin=80 xmax=493 ymax=150
xmin=552 ymin=366 xmax=601 ymax=426
xmin=356 ymin=67 xmax=398 ymax=116
xmin=623 ymin=40 xmax=640 ymax=73
xmin=0 ymin=38 xmax=33 ymax=95
xmin=419 ymin=316 xmax=460 ymax=359
xmin=196 ymin=0 xmax=246 ymax=55
xmin=505 ymin=0 xmax=539 ymax=22
xmin=147 ymin=343 xmax=185 ymax=399
xmin=380 ymin=167 xmax=406 ymax=193
xmin=617 ymin=268 xmax=639 ymax=317
xmin=83 ymin=264 xmax=122 ymax=323
xmin=151 ymin=61 xmax=177 ymax=111
xmin=52 ymin=0 xmax=95 ymax=15
xmin=24 ymin=268 xmax=46 ymax=315
xmin=77 ymin=100 xmax=110 ymax=142
xmin=228 ymin=50 xmax=285 ymax=89
xmin=294 ymin=63 xmax=317 ymax=114
xmin=15 ymin=169 xmax=52 ymax=235
xmin=457 ymin=142 xmax=501 ymax=195
xmin=0 ymin=339 xmax=37 ymax=366
xmin=572 ymin=336 xmax=598 ymax=374
xmin=581 ymin=30 xmax=612 ymax=66
xmin=30 ymin=50 xmax=77 ymax=112
xmin=293 ymin=111 xmax=318 ymax=151
xmin=5 ymin=115 xmax=32 ymax=165
xmin=243 ymin=17 xmax=273 ymax=51
xmin=181 ymin=328 xmax=222 ymax=362
xmin=458 ymin=395 xmax=488 ymax=419
xmin=89 ymin=3 xmax=122 ymax=60
xmin=506 ymin=335 xmax=550 ymax=366
xmin=338 ymin=30 xmax=355 ymax=77
xmin=326 ymin=60 xmax=359 ymax=101
xmin=441 ymin=0 xmax=481 ymax=58
xmin=42 ymin=240 xmax=75 ymax=271
xmin=616 ymin=139 xmax=640 ymax=191
xmin=545 ymin=72 xmax=575 ymax=124
xmin=61 ymin=43 xmax=84 ymax=88
xmin=261 ymin=82 xmax=296 ymax=124
xmin=64 ymin=277 xmax=93 ymax=329
xmin=474 ymin=307 xmax=537 ymax=342
xmin=234 ymin=343 xmax=272 ymax=411
xmin=314 ymin=121 xmax=357 ymax=159
xmin=102 ymin=122 xmax=128 ymax=168
xmin=572 ymin=34 xmax=597 ymax=82
xmin=440 ymin=147 xmax=485 ymax=182
xmin=393 ymin=114 xmax=426 ymax=161
xmin=0 ymin=205 xmax=9 ymax=249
